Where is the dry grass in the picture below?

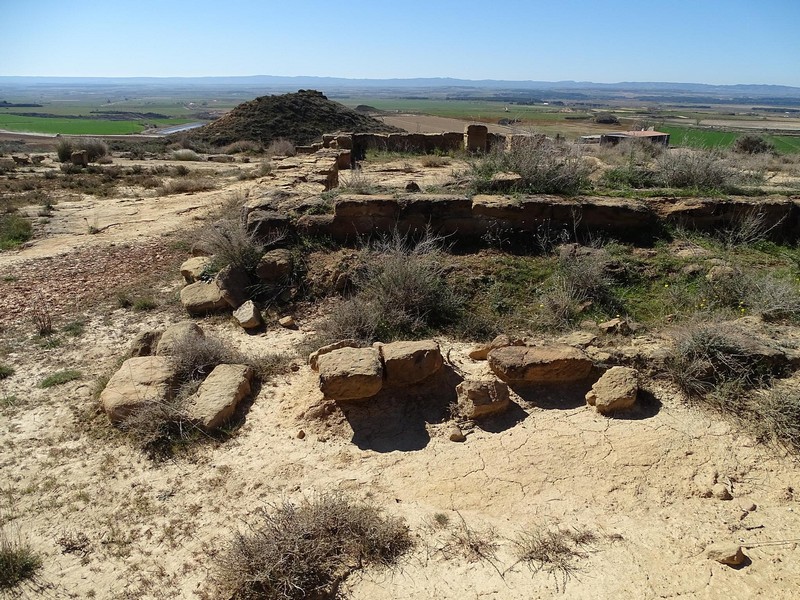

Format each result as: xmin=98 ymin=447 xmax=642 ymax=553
xmin=158 ymin=177 xmax=216 ymax=195
xmin=171 ymin=149 xmax=203 ymax=161
xmin=266 ymin=139 xmax=296 ymax=157
xmin=214 ymin=493 xmax=412 ymax=600
xmin=470 ymin=137 xmax=590 ymax=195
xmin=0 ymin=527 xmax=41 ymax=593
xmin=319 ymin=230 xmax=463 ymax=343
xmin=512 ymin=526 xmax=596 ymax=590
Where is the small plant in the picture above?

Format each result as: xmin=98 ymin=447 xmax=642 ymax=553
xmin=214 ymin=493 xmax=412 ymax=600
xmin=172 ymin=164 xmax=190 ymax=177
xmin=512 ymin=526 xmax=596 ymax=589
xmin=31 ymin=297 xmax=53 ymax=336
xmin=116 ymin=293 xmax=133 ymax=309
xmin=0 ymin=364 xmax=13 ymax=380
xmin=440 ymin=513 xmax=498 ymax=563
xmin=0 ymin=212 xmax=32 ymax=250
xmin=339 ymin=168 xmax=377 ymax=194
xmin=666 ymin=324 xmax=768 ymax=400
xmin=169 ymin=333 xmax=241 ymax=385
xmin=0 ymin=528 xmax=42 ymax=592
xmin=132 ymin=297 xmax=157 ymax=312
xmin=39 ymin=369 xmax=82 ymax=388
xmin=62 ymin=320 xmax=85 ymax=337
xmin=420 ymin=155 xmax=450 ymax=168
xmin=56 ymin=138 xmax=75 ymax=162
xmin=223 ymin=140 xmax=263 ymax=154
xmin=750 ymin=387 xmax=800 ymax=453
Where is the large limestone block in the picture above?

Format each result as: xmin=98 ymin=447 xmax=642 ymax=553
xmin=488 ymin=344 xmax=592 ymax=384
xmin=456 ymin=379 xmax=510 ymax=419
xmin=256 ymin=249 xmax=293 ymax=282
xmin=100 ymin=356 xmax=175 ymax=423
xmin=185 ymin=364 xmax=253 ymax=429
xmin=381 ymin=339 xmax=443 ymax=388
xmin=156 ymin=321 xmax=204 ymax=356
xmin=585 ymin=366 xmax=639 ymax=414
xmin=180 ymin=281 xmax=228 ymax=315
xmin=233 ymin=300 xmax=263 ymax=329
xmin=216 ymin=264 xmax=251 ymax=309
xmin=180 ymin=256 xmax=212 ymax=283
xmin=317 ymin=347 xmax=383 ymax=401
xmin=468 ymin=334 xmax=525 ymax=361
xmin=309 ymin=339 xmax=360 ymax=372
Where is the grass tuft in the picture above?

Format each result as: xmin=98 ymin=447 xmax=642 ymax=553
xmin=39 ymin=369 xmax=82 ymax=388
xmin=0 ymin=529 xmax=42 ymax=592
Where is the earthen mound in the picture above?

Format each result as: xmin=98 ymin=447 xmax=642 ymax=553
xmin=185 ymin=89 xmax=401 ymax=147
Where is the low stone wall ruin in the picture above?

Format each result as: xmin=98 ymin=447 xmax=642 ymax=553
xmin=244 ymin=188 xmax=800 ymax=246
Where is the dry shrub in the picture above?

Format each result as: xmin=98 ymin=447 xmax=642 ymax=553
xmin=197 ymin=217 xmax=275 ymax=274
xmin=118 ymin=394 xmax=196 ymax=461
xmin=420 ymin=154 xmax=450 ymax=167
xmin=666 ymin=323 xmax=769 ymax=400
xmin=750 ymin=387 xmax=800 ymax=453
xmin=169 ymin=333 xmax=243 ymax=385
xmin=0 ymin=527 xmax=41 ymax=592
xmin=513 ymin=526 xmax=596 ymax=589
xmin=339 ymin=168 xmax=376 ymax=194
xmin=158 ymin=177 xmax=215 ymax=195
xmin=748 ymin=273 xmax=800 ymax=322
xmin=171 ymin=149 xmax=203 ymax=161
xmin=320 ymin=230 xmax=463 ymax=343
xmin=223 ymin=140 xmax=263 ymax=154
xmin=437 ymin=514 xmax=498 ymax=563
xmin=656 ymin=149 xmax=738 ymax=190
xmin=537 ymin=248 xmax=615 ymax=328
xmin=55 ymin=138 xmax=109 ymax=163
xmin=471 ymin=137 xmax=589 ymax=195
xmin=215 ymin=493 xmax=412 ymax=600
xmin=733 ymin=135 xmax=774 ymax=155
xmin=266 ymin=139 xmax=296 ymax=157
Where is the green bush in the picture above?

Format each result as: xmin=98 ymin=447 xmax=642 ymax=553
xmin=56 ymin=138 xmax=74 ymax=162
xmin=0 ymin=212 xmax=32 ymax=250
xmin=733 ymin=135 xmax=774 ymax=155
xmin=215 ymin=494 xmax=412 ymax=600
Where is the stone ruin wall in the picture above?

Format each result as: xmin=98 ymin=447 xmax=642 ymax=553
xmin=259 ymin=126 xmax=800 ymax=246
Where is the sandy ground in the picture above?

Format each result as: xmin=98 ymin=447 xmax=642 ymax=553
xmin=1 ymin=151 xmax=800 ymax=599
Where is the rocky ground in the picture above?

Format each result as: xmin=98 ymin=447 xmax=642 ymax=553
xmin=1 ymin=147 xmax=800 ymax=599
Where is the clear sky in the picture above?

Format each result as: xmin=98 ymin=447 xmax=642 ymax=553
xmin=2 ymin=0 xmax=799 ymax=86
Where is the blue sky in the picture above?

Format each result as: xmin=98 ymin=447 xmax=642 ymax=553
xmin=2 ymin=0 xmax=799 ymax=86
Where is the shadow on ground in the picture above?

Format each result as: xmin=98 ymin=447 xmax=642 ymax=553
xmin=339 ymin=365 xmax=462 ymax=452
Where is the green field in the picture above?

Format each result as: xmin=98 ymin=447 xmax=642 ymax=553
xmin=659 ymin=125 xmax=800 ymax=153
xmin=0 ymin=113 xmax=191 ymax=135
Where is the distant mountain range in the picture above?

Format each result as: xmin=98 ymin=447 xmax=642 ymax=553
xmin=1 ymin=75 xmax=799 ymax=96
